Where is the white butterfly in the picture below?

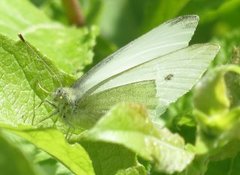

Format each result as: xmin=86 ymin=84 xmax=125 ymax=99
xmin=53 ymin=15 xmax=220 ymax=129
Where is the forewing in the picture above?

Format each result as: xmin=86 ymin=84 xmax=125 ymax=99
xmin=74 ymin=15 xmax=199 ymax=97
xmin=78 ymin=44 xmax=220 ymax=118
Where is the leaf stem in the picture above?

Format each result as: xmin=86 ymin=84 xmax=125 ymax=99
xmin=62 ymin=0 xmax=85 ymax=27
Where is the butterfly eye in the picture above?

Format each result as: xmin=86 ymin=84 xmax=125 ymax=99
xmin=62 ymin=115 xmax=66 ymax=119
xmin=57 ymin=88 xmax=62 ymax=94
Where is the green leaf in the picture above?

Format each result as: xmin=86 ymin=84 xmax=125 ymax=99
xmin=205 ymin=153 xmax=240 ymax=175
xmin=210 ymin=140 xmax=240 ymax=161
xmin=3 ymin=130 xmax=73 ymax=175
xmin=1 ymin=126 xmax=95 ymax=175
xmin=0 ymin=34 xmax=95 ymax=175
xmin=225 ymin=48 xmax=240 ymax=108
xmin=0 ymin=0 xmax=50 ymax=38
xmin=193 ymin=65 xmax=240 ymax=153
xmin=115 ymin=164 xmax=147 ymax=175
xmin=0 ymin=132 xmax=38 ymax=175
xmin=194 ymin=68 xmax=230 ymax=116
xmin=0 ymin=34 xmax=73 ymax=126
xmin=0 ymin=0 xmax=98 ymax=76
xmin=24 ymin=25 xmax=98 ymax=77
xmin=81 ymin=142 xmax=138 ymax=175
xmin=161 ymin=92 xmax=197 ymax=145
xmin=175 ymin=155 xmax=209 ymax=175
xmin=79 ymin=103 xmax=194 ymax=174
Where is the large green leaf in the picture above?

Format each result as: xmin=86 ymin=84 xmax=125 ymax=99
xmin=0 ymin=34 xmax=95 ymax=175
xmin=79 ymin=103 xmax=194 ymax=174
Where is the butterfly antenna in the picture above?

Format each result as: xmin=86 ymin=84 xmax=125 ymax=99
xmin=17 ymin=33 xmax=63 ymax=87
xmin=38 ymin=83 xmax=51 ymax=95
xmin=18 ymin=33 xmax=26 ymax=42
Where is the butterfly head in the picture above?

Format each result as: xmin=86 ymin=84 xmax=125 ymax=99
xmin=53 ymin=87 xmax=76 ymax=106
xmin=52 ymin=87 xmax=83 ymax=127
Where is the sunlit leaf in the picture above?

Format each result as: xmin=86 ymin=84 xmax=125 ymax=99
xmin=79 ymin=103 xmax=194 ymax=174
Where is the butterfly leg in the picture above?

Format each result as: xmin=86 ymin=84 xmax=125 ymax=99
xmin=64 ymin=122 xmax=77 ymax=141
xmin=30 ymin=98 xmax=57 ymax=125
xmin=52 ymin=115 xmax=59 ymax=127
xmin=37 ymin=110 xmax=58 ymax=124
xmin=65 ymin=127 xmax=71 ymax=140
xmin=37 ymin=83 xmax=51 ymax=94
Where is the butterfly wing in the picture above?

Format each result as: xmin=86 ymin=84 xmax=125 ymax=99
xmin=77 ymin=44 xmax=220 ymax=121
xmin=73 ymin=15 xmax=199 ymax=98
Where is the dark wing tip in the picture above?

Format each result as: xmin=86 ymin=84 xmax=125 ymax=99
xmin=167 ymin=15 xmax=199 ymax=27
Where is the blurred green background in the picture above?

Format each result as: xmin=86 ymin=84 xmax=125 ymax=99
xmin=30 ymin=0 xmax=240 ymax=64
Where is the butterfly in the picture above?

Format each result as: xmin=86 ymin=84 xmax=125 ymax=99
xmin=52 ymin=15 xmax=220 ymax=129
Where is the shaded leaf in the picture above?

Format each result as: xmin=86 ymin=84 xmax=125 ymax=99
xmin=81 ymin=142 xmax=138 ymax=175
xmin=205 ymin=152 xmax=240 ymax=175
xmin=0 ymin=132 xmax=38 ymax=175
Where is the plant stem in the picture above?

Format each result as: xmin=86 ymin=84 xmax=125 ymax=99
xmin=62 ymin=0 xmax=85 ymax=27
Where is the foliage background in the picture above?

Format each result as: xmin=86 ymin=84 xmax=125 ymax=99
xmin=0 ymin=0 xmax=240 ymax=175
